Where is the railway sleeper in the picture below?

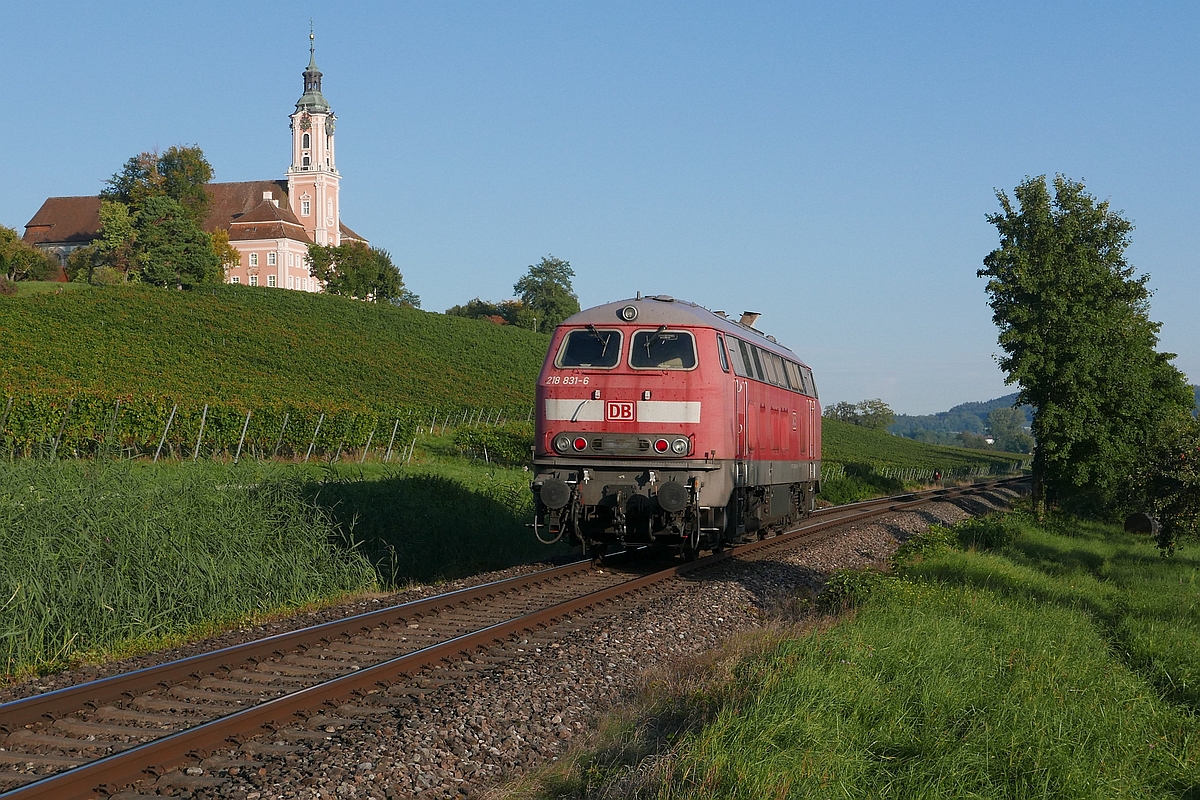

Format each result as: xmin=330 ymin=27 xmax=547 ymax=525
xmin=1 ymin=728 xmax=133 ymax=753
xmin=94 ymin=705 xmax=208 ymax=727
xmin=52 ymin=717 xmax=161 ymax=740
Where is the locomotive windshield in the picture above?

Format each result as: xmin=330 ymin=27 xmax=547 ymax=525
xmin=630 ymin=329 xmax=696 ymax=369
xmin=556 ymin=327 xmax=623 ymax=368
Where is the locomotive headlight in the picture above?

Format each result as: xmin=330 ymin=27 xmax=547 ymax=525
xmin=619 ymin=305 xmax=638 ymax=321
xmin=671 ymin=437 xmax=689 ymax=455
xmin=554 ymin=435 xmax=572 ymax=453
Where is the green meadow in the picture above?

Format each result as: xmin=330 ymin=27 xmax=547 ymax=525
xmin=520 ymin=511 xmax=1200 ymax=799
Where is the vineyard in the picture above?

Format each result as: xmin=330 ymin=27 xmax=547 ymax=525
xmin=0 ymin=284 xmax=548 ymax=459
xmin=0 ymin=283 xmax=548 ymax=408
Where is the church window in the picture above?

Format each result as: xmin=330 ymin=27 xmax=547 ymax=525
xmin=301 ymin=199 xmax=310 ymax=216
xmin=267 ymin=252 xmax=277 ymax=266
xmin=249 ymin=275 xmax=258 ymax=286
xmin=288 ymin=275 xmax=294 ymax=289
xmin=302 ymin=133 xmax=310 ymax=149
xmin=231 ymin=276 xmax=240 ymax=284
xmin=267 ymin=275 xmax=277 ymax=287
xmin=249 ymin=253 xmax=258 ymax=267
xmin=287 ymin=252 xmax=294 ymax=266
xmin=303 ymin=156 xmax=310 ymax=168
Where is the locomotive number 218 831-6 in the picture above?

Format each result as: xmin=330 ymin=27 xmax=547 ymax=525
xmin=544 ymin=375 xmax=590 ymax=385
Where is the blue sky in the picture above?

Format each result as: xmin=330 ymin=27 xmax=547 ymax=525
xmin=4 ymin=1 xmax=1197 ymax=414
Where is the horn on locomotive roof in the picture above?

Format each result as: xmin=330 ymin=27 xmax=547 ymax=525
xmin=739 ymin=311 xmax=761 ymax=327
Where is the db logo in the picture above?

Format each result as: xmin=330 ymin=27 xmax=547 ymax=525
xmin=606 ymin=401 xmax=635 ymax=421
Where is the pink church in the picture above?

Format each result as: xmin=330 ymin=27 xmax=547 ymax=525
xmin=22 ymin=35 xmax=365 ymax=290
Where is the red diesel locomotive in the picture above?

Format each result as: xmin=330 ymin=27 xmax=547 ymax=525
xmin=531 ymin=295 xmax=821 ymax=558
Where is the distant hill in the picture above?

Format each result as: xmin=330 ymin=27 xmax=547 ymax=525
xmin=893 ymin=386 xmax=1200 ymax=443
xmin=890 ymin=393 xmax=1032 ymax=446
xmin=0 ymin=284 xmax=549 ymax=411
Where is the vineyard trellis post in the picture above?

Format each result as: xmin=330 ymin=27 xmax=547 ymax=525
xmin=153 ymin=404 xmax=178 ymax=463
xmin=304 ymin=413 xmax=325 ymax=463
xmin=360 ymin=424 xmax=376 ymax=464
xmin=193 ymin=404 xmax=208 ymax=462
xmin=384 ymin=418 xmax=400 ymax=463
xmin=50 ymin=398 xmax=74 ymax=461
xmin=234 ymin=410 xmax=252 ymax=464
xmin=273 ymin=412 xmax=290 ymax=458
xmin=405 ymin=436 xmax=417 ymax=463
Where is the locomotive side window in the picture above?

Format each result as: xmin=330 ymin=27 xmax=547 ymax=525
xmin=785 ymin=361 xmax=804 ymax=393
xmin=729 ymin=338 xmax=750 ymax=377
xmin=748 ymin=345 xmax=765 ymax=382
xmin=556 ymin=327 xmax=623 ymax=368
xmin=765 ymin=352 xmax=787 ymax=388
xmin=630 ymin=329 xmax=697 ymax=369
xmin=716 ymin=333 xmax=730 ymax=372
xmin=802 ymin=365 xmax=818 ymax=398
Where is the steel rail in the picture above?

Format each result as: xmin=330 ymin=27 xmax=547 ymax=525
xmin=0 ymin=476 xmax=1026 ymax=799
xmin=0 ymin=560 xmax=604 ymax=733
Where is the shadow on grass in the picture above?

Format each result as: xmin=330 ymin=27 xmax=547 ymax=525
xmin=305 ymin=472 xmax=568 ymax=587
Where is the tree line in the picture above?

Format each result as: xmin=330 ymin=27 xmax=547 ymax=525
xmin=445 ymin=255 xmax=581 ymax=332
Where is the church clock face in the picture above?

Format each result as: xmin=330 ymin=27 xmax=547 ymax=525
xmin=300 ymin=113 xmax=312 ymax=130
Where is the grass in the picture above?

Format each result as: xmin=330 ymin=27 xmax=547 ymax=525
xmin=11 ymin=280 xmax=88 ymax=297
xmin=510 ymin=510 xmax=1200 ymax=799
xmin=0 ymin=432 xmax=571 ymax=680
xmin=0 ymin=458 xmax=377 ymax=679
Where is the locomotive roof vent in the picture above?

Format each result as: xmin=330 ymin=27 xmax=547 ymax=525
xmin=650 ymin=294 xmax=675 ymax=302
xmin=713 ymin=310 xmax=728 ymax=318
xmin=739 ymin=311 xmax=761 ymax=327
xmin=767 ymin=335 xmax=778 ymax=343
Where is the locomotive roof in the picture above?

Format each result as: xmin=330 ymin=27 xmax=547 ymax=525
xmin=559 ymin=296 xmax=806 ymax=364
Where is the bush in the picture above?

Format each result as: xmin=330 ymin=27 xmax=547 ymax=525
xmin=955 ymin=514 xmax=1023 ymax=550
xmin=453 ymin=421 xmax=534 ymax=466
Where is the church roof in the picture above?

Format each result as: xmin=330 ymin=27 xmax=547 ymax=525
xmin=227 ymin=198 xmax=313 ymax=243
xmin=339 ymin=221 xmax=366 ymax=243
xmin=23 ymin=196 xmax=103 ymax=246
xmin=22 ymin=181 xmax=366 ymax=248
xmin=203 ymin=180 xmax=291 ymax=232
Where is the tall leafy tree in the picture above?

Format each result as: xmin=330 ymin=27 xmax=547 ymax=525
xmin=513 ymin=255 xmax=580 ymax=331
xmin=102 ymin=145 xmax=213 ymax=227
xmin=307 ymin=241 xmax=416 ymax=304
xmin=980 ymin=175 xmax=1193 ymax=514
xmin=135 ymin=195 xmax=221 ymax=288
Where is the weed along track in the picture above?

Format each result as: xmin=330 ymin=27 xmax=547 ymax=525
xmin=0 ymin=479 xmax=1025 ymax=799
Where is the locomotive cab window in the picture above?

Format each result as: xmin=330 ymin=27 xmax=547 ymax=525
xmin=556 ymin=327 xmax=622 ymax=368
xmin=716 ymin=333 xmax=730 ymax=372
xmin=630 ymin=329 xmax=696 ymax=370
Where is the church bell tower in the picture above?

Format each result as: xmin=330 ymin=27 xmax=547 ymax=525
xmin=287 ymin=28 xmax=340 ymax=246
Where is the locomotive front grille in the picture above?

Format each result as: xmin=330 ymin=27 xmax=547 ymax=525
xmin=590 ymin=435 xmax=652 ymax=456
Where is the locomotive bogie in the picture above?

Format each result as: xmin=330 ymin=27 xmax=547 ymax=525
xmin=530 ymin=295 xmax=821 ymax=557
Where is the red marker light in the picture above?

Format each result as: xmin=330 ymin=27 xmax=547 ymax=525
xmin=654 ymin=438 xmax=669 ymax=453
xmin=573 ymin=437 xmax=589 ymax=451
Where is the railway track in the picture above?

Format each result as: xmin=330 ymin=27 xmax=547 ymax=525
xmin=0 ymin=477 xmax=1026 ymax=799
